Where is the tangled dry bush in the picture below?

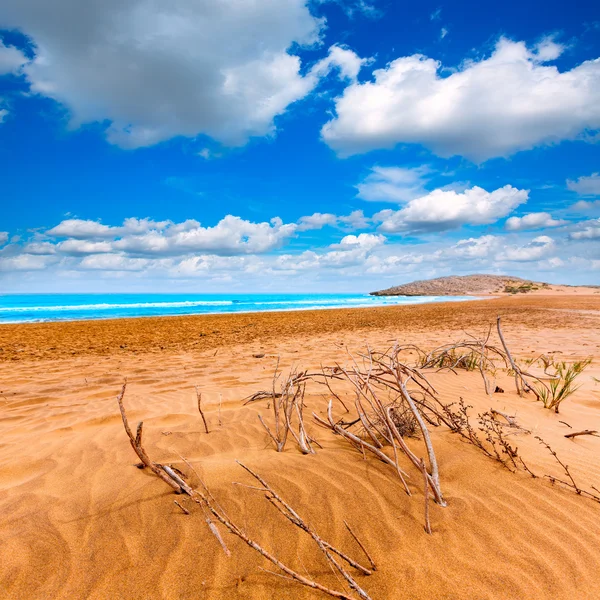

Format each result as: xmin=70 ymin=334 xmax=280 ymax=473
xmin=116 ymin=316 xmax=597 ymax=599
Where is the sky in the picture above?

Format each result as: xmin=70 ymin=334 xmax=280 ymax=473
xmin=0 ymin=0 xmax=599 ymax=293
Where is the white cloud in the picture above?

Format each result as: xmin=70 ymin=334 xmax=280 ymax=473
xmin=0 ymin=40 xmax=27 ymax=75
xmin=0 ymin=232 xmax=8 ymax=246
xmin=79 ymin=254 xmax=151 ymax=271
xmin=0 ymin=109 xmax=8 ymax=123
xmin=274 ymin=231 xmax=384 ymax=271
xmin=375 ymin=185 xmax=528 ymax=233
xmin=440 ymin=28 xmax=448 ymax=40
xmin=47 ymin=219 xmax=115 ymax=239
xmin=0 ymin=1 xmax=362 ymax=148
xmin=321 ymin=38 xmax=600 ymax=161
xmin=446 ymin=235 xmax=500 ymax=259
xmin=357 ymin=166 xmax=430 ymax=203
xmin=567 ymin=173 xmax=600 ymax=196
xmin=22 ymin=241 xmax=57 ymax=255
xmin=499 ymin=235 xmax=556 ymax=262
xmin=570 ymin=219 xmax=600 ymax=240
xmin=534 ymin=36 xmax=564 ymax=62
xmin=57 ymin=239 xmax=114 ymax=256
xmin=47 ymin=215 xmax=297 ymax=257
xmin=297 ymin=212 xmax=338 ymax=231
xmin=505 ymin=212 xmax=566 ymax=231
xmin=48 ymin=217 xmax=175 ymax=240
xmin=572 ymin=200 xmax=600 ymax=212
xmin=297 ymin=210 xmax=371 ymax=231
xmin=312 ymin=44 xmax=370 ymax=81
xmin=338 ymin=210 xmax=370 ymax=229
xmin=330 ymin=232 xmax=385 ymax=250
xmin=0 ymin=254 xmax=57 ymax=271
xmin=112 ymin=216 xmax=296 ymax=256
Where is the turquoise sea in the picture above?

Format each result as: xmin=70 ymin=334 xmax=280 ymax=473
xmin=0 ymin=293 xmax=477 ymax=324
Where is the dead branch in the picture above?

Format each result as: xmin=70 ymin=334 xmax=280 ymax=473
xmin=564 ymin=430 xmax=599 ymax=439
xmin=116 ymin=383 xmax=182 ymax=493
xmin=174 ymin=500 xmax=190 ymax=515
xmin=490 ymin=409 xmax=531 ymax=434
xmin=536 ymin=436 xmax=600 ymax=503
xmin=420 ymin=458 xmax=432 ymax=535
xmin=314 ymin=400 xmax=411 ymax=496
xmin=496 ymin=317 xmax=542 ymax=399
xmin=236 ymin=461 xmax=373 ymax=600
xmin=195 ymin=386 xmax=209 ymax=434
xmin=343 ymin=521 xmax=376 ymax=572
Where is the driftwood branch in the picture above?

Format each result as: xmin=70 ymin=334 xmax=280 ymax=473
xmin=564 ymin=430 xmax=599 ymax=439
xmin=195 ymin=386 xmax=209 ymax=434
xmin=118 ymin=388 xmax=371 ymax=599
xmin=236 ymin=461 xmax=373 ymax=600
xmin=117 ymin=383 xmax=182 ymax=493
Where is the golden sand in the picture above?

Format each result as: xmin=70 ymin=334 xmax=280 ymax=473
xmin=1 ymin=295 xmax=599 ymax=599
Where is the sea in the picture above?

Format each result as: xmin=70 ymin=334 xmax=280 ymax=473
xmin=0 ymin=293 xmax=477 ymax=324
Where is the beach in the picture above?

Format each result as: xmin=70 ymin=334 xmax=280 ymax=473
xmin=1 ymin=294 xmax=600 ymax=599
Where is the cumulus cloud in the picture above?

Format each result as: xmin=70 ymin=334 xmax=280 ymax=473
xmin=78 ymin=254 xmax=152 ymax=271
xmin=505 ymin=212 xmax=566 ymax=231
xmin=0 ymin=0 xmax=363 ymax=148
xmin=572 ymin=199 xmax=600 ymax=212
xmin=570 ymin=219 xmax=600 ymax=240
xmin=499 ymin=235 xmax=556 ymax=262
xmin=321 ymin=38 xmax=600 ymax=161
xmin=296 ymin=212 xmax=338 ymax=231
xmin=297 ymin=210 xmax=371 ymax=231
xmin=0 ymin=253 xmax=57 ymax=271
xmin=357 ymin=166 xmax=430 ymax=203
xmin=0 ymin=40 xmax=27 ymax=75
xmin=47 ymin=217 xmax=170 ymax=239
xmin=56 ymin=239 xmax=114 ymax=256
xmin=445 ymin=235 xmax=500 ymax=259
xmin=338 ymin=210 xmax=370 ymax=229
xmin=567 ymin=173 xmax=600 ymax=196
xmin=274 ymin=231 xmax=384 ymax=271
xmin=330 ymin=233 xmax=385 ymax=250
xmin=0 ymin=232 xmax=8 ymax=246
xmin=46 ymin=215 xmax=297 ymax=257
xmin=375 ymin=185 xmax=528 ymax=233
xmin=312 ymin=44 xmax=370 ymax=81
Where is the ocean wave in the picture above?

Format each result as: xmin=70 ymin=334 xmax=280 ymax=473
xmin=0 ymin=300 xmax=234 ymax=312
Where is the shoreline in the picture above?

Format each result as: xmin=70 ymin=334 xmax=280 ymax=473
xmin=0 ymin=294 xmax=480 ymax=325
xmin=2 ymin=294 xmax=599 ymax=362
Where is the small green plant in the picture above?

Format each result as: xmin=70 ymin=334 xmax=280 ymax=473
xmin=535 ymin=358 xmax=592 ymax=413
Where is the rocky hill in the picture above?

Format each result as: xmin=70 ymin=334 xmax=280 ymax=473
xmin=370 ymin=274 xmax=549 ymax=296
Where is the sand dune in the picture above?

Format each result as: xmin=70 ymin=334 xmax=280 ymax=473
xmin=1 ymin=296 xmax=600 ymax=599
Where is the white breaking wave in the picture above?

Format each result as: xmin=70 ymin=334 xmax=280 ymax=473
xmin=0 ymin=300 xmax=234 ymax=312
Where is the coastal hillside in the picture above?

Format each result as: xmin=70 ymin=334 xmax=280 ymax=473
xmin=371 ymin=274 xmax=551 ymax=296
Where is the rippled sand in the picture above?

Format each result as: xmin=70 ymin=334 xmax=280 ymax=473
xmin=1 ymin=295 xmax=599 ymax=599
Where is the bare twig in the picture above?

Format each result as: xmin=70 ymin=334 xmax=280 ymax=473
xmin=343 ymin=521 xmax=376 ymax=572
xmin=116 ymin=383 xmax=182 ymax=493
xmin=195 ymin=386 xmax=209 ymax=434
xmin=564 ymin=430 xmax=599 ymax=439
xmin=174 ymin=500 xmax=190 ymax=515
xmin=236 ymin=461 xmax=373 ymax=599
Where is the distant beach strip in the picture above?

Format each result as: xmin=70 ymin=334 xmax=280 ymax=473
xmin=0 ymin=293 xmax=479 ymax=324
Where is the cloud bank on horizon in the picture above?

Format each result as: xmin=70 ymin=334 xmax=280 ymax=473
xmin=0 ymin=0 xmax=599 ymax=291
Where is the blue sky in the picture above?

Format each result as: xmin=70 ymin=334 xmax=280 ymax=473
xmin=0 ymin=0 xmax=599 ymax=292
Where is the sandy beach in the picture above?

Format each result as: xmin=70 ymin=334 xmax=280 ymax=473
xmin=1 ymin=295 xmax=600 ymax=599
